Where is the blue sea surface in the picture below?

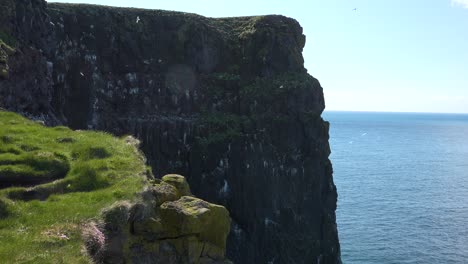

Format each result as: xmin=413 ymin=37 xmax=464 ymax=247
xmin=323 ymin=111 xmax=468 ymax=264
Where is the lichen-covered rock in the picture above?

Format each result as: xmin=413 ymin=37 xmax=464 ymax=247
xmin=151 ymin=181 xmax=181 ymax=206
xmin=160 ymin=196 xmax=230 ymax=255
xmin=95 ymin=175 xmax=231 ymax=264
xmin=162 ymin=174 xmax=192 ymax=197
xmin=0 ymin=1 xmax=341 ymax=263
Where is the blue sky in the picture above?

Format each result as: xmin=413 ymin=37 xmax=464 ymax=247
xmin=49 ymin=0 xmax=468 ymax=113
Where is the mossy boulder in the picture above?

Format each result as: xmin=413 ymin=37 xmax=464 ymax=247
xmin=162 ymin=174 xmax=192 ymax=196
xmin=102 ymin=201 xmax=133 ymax=233
xmin=151 ymin=180 xmax=181 ymax=206
xmin=160 ymin=196 xmax=231 ymax=258
xmin=98 ymin=175 xmax=231 ymax=263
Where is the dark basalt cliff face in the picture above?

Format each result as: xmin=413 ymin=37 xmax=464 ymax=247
xmin=0 ymin=0 xmax=340 ymax=263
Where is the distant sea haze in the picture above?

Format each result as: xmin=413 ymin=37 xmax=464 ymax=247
xmin=324 ymin=111 xmax=468 ymax=264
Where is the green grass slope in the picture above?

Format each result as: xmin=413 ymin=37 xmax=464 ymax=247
xmin=0 ymin=110 xmax=149 ymax=263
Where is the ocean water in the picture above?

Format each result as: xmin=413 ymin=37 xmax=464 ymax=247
xmin=323 ymin=111 xmax=468 ymax=264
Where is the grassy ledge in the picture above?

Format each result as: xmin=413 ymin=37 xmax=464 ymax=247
xmin=0 ymin=111 xmax=148 ymax=263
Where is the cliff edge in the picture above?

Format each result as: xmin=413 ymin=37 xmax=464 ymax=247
xmin=0 ymin=0 xmax=340 ymax=263
xmin=0 ymin=110 xmax=231 ymax=263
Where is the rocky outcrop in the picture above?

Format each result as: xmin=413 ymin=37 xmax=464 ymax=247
xmin=0 ymin=1 xmax=341 ymax=263
xmin=91 ymin=174 xmax=231 ymax=264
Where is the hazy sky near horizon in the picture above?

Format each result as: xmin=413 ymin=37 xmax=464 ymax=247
xmin=48 ymin=0 xmax=468 ymax=113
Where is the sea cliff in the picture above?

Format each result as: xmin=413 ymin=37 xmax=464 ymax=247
xmin=0 ymin=0 xmax=340 ymax=263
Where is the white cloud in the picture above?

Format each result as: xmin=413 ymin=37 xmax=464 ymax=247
xmin=452 ymin=0 xmax=468 ymax=8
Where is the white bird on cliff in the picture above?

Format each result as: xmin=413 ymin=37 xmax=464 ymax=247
xmin=136 ymin=16 xmax=141 ymax=23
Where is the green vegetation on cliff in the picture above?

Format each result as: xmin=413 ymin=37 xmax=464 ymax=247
xmin=0 ymin=30 xmax=15 ymax=79
xmin=0 ymin=31 xmax=16 ymax=49
xmin=0 ymin=111 xmax=148 ymax=263
xmin=0 ymin=111 xmax=231 ymax=263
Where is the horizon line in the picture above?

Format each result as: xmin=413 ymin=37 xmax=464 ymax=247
xmin=324 ymin=109 xmax=468 ymax=115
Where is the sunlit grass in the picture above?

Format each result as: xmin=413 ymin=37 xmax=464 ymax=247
xmin=0 ymin=111 xmax=148 ymax=263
